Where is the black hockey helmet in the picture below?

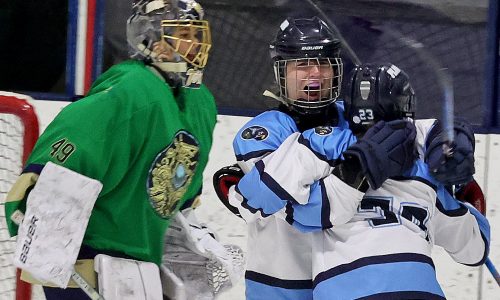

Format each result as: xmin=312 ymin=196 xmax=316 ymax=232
xmin=270 ymin=16 xmax=341 ymax=60
xmin=269 ymin=17 xmax=343 ymax=114
xmin=345 ymin=63 xmax=416 ymax=134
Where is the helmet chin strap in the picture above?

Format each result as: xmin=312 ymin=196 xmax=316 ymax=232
xmin=263 ymin=90 xmax=331 ymax=113
xmin=263 ymin=90 xmax=287 ymax=105
xmin=152 ymin=61 xmax=203 ymax=88
xmin=153 ymin=61 xmax=188 ymax=73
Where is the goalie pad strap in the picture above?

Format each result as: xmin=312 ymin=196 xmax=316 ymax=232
xmin=21 ymin=259 xmax=97 ymax=289
xmin=94 ymin=254 xmax=162 ymax=300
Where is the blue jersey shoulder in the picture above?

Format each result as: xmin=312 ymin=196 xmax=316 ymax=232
xmin=335 ymin=100 xmax=349 ymax=129
xmin=233 ymin=110 xmax=298 ymax=160
xmin=300 ymin=127 xmax=355 ymax=163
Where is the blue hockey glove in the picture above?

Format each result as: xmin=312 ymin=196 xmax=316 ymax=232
xmin=343 ymin=120 xmax=417 ymax=189
xmin=425 ymin=119 xmax=475 ymax=185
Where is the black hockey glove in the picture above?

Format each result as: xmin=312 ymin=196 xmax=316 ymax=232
xmin=425 ymin=119 xmax=475 ymax=185
xmin=213 ymin=164 xmax=244 ymax=218
xmin=343 ymin=120 xmax=417 ymax=189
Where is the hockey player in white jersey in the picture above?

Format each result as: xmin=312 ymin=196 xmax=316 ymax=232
xmin=214 ymin=17 xmax=418 ymax=300
xmin=306 ymin=63 xmax=490 ymax=299
xmin=215 ymin=59 xmax=488 ymax=299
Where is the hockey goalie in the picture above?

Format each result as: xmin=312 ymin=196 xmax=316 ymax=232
xmin=3 ymin=0 xmax=244 ymax=299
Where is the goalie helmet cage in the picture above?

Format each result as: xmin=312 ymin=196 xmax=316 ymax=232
xmin=0 ymin=93 xmax=40 ymax=300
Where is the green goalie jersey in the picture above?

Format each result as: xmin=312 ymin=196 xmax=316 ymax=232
xmin=5 ymin=60 xmax=217 ymax=265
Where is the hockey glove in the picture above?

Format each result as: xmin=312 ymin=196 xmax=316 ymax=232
xmin=343 ymin=120 xmax=417 ymax=189
xmin=213 ymin=164 xmax=244 ymax=218
xmin=425 ymin=119 xmax=475 ymax=185
xmin=455 ymin=179 xmax=486 ymax=214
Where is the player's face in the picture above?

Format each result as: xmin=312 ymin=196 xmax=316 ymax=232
xmin=154 ymin=26 xmax=200 ymax=62
xmin=173 ymin=26 xmax=200 ymax=60
xmin=285 ymin=59 xmax=334 ymax=101
xmin=158 ymin=21 xmax=211 ymax=68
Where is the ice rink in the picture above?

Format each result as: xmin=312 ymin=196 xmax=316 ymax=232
xmin=31 ymin=101 xmax=500 ymax=299
xmin=196 ymin=115 xmax=500 ymax=300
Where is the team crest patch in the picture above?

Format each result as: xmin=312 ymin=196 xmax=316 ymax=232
xmin=241 ymin=126 xmax=269 ymax=141
xmin=147 ymin=131 xmax=199 ymax=218
xmin=314 ymin=126 xmax=333 ymax=135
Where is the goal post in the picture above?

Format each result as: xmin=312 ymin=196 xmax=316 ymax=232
xmin=0 ymin=92 xmax=40 ymax=300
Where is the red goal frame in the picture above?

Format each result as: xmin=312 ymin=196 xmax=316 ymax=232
xmin=0 ymin=93 xmax=40 ymax=300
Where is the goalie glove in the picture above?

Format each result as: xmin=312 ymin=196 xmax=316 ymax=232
xmin=213 ymin=164 xmax=244 ymax=217
xmin=455 ymin=179 xmax=486 ymax=215
xmin=163 ymin=209 xmax=245 ymax=298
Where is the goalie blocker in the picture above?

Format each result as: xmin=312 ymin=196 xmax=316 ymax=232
xmin=13 ymin=162 xmax=103 ymax=288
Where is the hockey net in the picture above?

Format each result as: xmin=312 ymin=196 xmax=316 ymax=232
xmin=0 ymin=93 xmax=40 ymax=300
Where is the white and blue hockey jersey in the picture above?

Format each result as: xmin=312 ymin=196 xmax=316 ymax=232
xmin=311 ymin=160 xmax=490 ymax=300
xmin=309 ymin=120 xmax=490 ymax=300
xmin=228 ymin=102 xmax=362 ymax=300
xmin=229 ymin=116 xmax=490 ymax=300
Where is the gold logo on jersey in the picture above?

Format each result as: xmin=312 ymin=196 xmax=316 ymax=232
xmin=147 ymin=131 xmax=199 ymax=218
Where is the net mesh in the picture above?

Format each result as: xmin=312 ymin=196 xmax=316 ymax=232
xmin=0 ymin=113 xmax=24 ymax=300
xmin=206 ymin=244 xmax=245 ymax=294
xmin=0 ymin=95 xmax=44 ymax=300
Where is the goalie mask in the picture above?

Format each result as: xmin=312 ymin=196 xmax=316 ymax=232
xmin=270 ymin=16 xmax=343 ymax=114
xmin=127 ymin=0 xmax=211 ymax=88
xmin=345 ymin=63 xmax=416 ymax=134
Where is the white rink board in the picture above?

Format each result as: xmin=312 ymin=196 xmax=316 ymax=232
xmin=31 ymin=100 xmax=499 ymax=300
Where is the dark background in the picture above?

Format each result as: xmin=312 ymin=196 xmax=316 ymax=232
xmin=102 ymin=0 xmax=495 ymax=127
xmin=0 ymin=1 xmax=68 ymax=93
xmin=0 ymin=0 xmax=496 ymax=128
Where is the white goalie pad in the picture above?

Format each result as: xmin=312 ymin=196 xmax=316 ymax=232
xmin=94 ymin=254 xmax=163 ymax=300
xmin=160 ymin=264 xmax=187 ymax=300
xmin=13 ymin=162 xmax=103 ymax=288
xmin=162 ymin=209 xmax=245 ymax=299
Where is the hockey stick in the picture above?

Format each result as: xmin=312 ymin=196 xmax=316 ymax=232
xmin=304 ymin=0 xmax=454 ymax=155
xmin=304 ymin=0 xmax=361 ymax=65
xmin=473 ymin=187 xmax=500 ymax=288
xmin=302 ymin=1 xmax=498 ymax=291
xmin=11 ymin=210 xmax=105 ymax=300
xmin=485 ymin=258 xmax=500 ymax=286
xmin=455 ymin=181 xmax=500 ymax=288
xmin=375 ymin=27 xmax=455 ymax=155
xmin=379 ymin=26 xmax=500 ymax=291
